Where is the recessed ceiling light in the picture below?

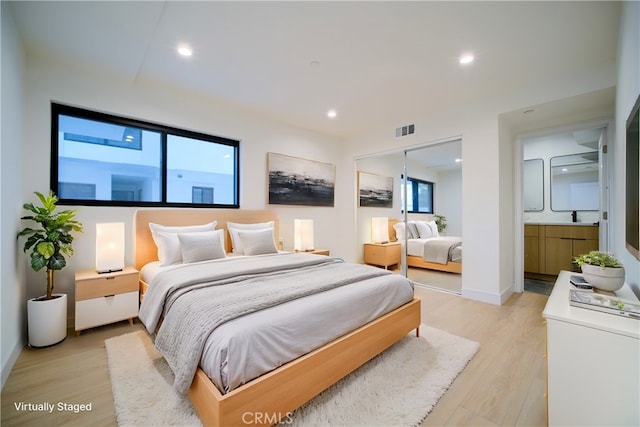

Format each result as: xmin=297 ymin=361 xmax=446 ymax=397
xmin=455 ymin=158 xmax=463 ymax=163
xmin=459 ymin=53 xmax=474 ymax=65
xmin=327 ymin=110 xmax=337 ymax=119
xmin=177 ymin=44 xmax=193 ymax=57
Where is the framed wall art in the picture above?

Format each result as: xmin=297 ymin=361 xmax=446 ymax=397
xmin=268 ymin=152 xmax=335 ymax=206
xmin=358 ymin=171 xmax=393 ymax=208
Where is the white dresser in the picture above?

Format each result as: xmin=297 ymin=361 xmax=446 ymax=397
xmin=543 ymin=270 xmax=640 ymax=426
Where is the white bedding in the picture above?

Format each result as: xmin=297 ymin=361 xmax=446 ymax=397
xmin=140 ymin=253 xmax=414 ymax=394
xmin=407 ymin=237 xmax=463 ymax=262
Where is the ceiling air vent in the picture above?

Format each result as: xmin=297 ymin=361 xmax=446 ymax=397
xmin=395 ymin=124 xmax=415 ymax=137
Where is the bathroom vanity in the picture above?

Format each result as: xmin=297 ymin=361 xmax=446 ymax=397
xmin=524 ymin=223 xmax=599 ymax=278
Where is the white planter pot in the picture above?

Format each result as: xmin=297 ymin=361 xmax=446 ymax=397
xmin=581 ymin=264 xmax=625 ymax=292
xmin=27 ymin=293 xmax=67 ymax=347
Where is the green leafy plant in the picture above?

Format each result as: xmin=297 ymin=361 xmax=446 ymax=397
xmin=434 ymin=214 xmax=447 ymax=233
xmin=17 ymin=191 xmax=83 ymax=300
xmin=573 ymin=251 xmax=623 ymax=269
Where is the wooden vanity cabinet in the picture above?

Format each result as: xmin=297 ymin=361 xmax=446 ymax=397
xmin=524 ymin=224 xmax=598 ymax=277
xmin=524 ymin=224 xmax=540 ymax=273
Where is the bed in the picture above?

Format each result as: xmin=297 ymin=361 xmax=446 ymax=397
xmin=134 ymin=209 xmax=421 ymax=426
xmin=389 ymin=219 xmax=462 ymax=274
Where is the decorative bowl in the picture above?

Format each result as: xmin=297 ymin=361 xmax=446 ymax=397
xmin=581 ymin=264 xmax=625 ymax=292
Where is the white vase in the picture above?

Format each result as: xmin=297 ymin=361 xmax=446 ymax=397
xmin=581 ymin=264 xmax=625 ymax=292
xmin=27 ymin=293 xmax=67 ymax=347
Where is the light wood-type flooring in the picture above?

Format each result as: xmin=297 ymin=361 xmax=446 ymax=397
xmin=1 ymin=287 xmax=549 ymax=426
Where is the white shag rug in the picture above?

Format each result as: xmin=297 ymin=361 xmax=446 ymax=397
xmin=105 ymin=326 xmax=479 ymax=427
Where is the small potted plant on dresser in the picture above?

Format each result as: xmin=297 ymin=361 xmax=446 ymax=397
xmin=17 ymin=191 xmax=83 ymax=347
xmin=574 ymin=251 xmax=625 ymax=292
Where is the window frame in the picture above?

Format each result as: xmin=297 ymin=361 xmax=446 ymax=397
xmin=51 ymin=103 xmax=240 ymax=208
xmin=406 ymin=176 xmax=434 ymax=214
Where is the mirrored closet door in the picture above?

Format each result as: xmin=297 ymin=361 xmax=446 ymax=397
xmin=356 ymin=138 xmax=463 ymax=293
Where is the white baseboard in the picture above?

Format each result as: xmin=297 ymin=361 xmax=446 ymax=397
xmin=1 ymin=337 xmax=24 ymax=389
xmin=461 ymin=285 xmax=514 ymax=305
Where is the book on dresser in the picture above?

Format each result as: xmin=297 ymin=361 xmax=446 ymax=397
xmin=569 ymin=288 xmax=640 ymax=319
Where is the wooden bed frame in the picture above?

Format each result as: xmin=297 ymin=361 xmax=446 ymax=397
xmin=388 ymin=219 xmax=462 ymax=274
xmin=134 ymin=209 xmax=421 ymax=426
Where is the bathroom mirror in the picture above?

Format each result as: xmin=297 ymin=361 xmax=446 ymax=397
xmin=550 ymin=151 xmax=599 ymax=211
xmin=523 ymin=158 xmax=544 ymax=212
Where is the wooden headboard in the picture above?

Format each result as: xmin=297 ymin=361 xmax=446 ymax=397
xmin=133 ymin=209 xmax=279 ymax=270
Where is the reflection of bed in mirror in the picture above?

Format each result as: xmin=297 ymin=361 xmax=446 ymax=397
xmin=134 ymin=209 xmax=421 ymax=426
xmin=389 ymin=219 xmax=462 ymax=274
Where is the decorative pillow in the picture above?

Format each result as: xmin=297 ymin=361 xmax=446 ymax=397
xmin=178 ymin=230 xmax=226 ymax=264
xmin=406 ymin=221 xmax=419 ymax=239
xmin=426 ymin=220 xmax=439 ymax=237
xmin=415 ymin=221 xmax=434 ymax=239
xmin=227 ymin=221 xmax=275 ymax=254
xmin=393 ymin=222 xmax=406 ymax=241
xmin=149 ymin=221 xmax=217 ymax=265
xmin=237 ymin=229 xmax=278 ymax=255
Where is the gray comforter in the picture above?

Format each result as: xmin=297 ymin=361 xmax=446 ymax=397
xmin=423 ymin=237 xmax=462 ymax=264
xmin=138 ymin=252 xmax=392 ymax=394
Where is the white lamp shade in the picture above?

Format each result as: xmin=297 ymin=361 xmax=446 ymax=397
xmin=294 ymin=219 xmax=314 ymax=251
xmin=96 ymin=222 xmax=125 ymax=273
xmin=371 ymin=217 xmax=389 ymax=243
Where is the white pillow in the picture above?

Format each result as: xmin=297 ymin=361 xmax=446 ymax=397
xmin=415 ymin=221 xmax=434 ymax=239
xmin=393 ymin=222 xmax=406 ymax=241
xmin=406 ymin=221 xmax=419 ymax=239
xmin=178 ymin=230 xmax=226 ymax=264
xmin=426 ymin=220 xmax=439 ymax=237
xmin=237 ymin=228 xmax=278 ymax=255
xmin=227 ymin=221 xmax=275 ymax=254
xmin=149 ymin=221 xmax=217 ymax=265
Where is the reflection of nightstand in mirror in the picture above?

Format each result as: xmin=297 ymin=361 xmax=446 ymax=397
xmin=296 ymin=249 xmax=330 ymax=256
xmin=364 ymin=242 xmax=401 ymax=269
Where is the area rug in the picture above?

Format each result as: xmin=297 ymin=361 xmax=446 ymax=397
xmin=105 ymin=326 xmax=479 ymax=427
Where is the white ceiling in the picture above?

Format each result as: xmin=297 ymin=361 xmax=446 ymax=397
xmin=10 ymin=1 xmax=620 ymax=140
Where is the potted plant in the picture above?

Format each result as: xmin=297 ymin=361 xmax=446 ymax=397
xmin=17 ymin=191 xmax=83 ymax=347
xmin=573 ymin=251 xmax=625 ymax=292
xmin=434 ymin=214 xmax=447 ymax=234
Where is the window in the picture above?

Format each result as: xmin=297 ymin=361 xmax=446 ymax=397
xmin=51 ymin=103 xmax=239 ymax=207
xmin=405 ymin=176 xmax=434 ymax=214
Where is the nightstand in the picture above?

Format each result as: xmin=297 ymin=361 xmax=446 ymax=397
xmin=75 ymin=267 xmax=139 ymax=335
xmin=364 ymin=242 xmax=401 ymax=269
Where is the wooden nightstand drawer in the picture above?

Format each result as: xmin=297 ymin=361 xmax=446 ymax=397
xmin=364 ymin=242 xmax=401 ymax=269
xmin=75 ymin=268 xmax=138 ymax=301
xmin=75 ymin=291 xmax=138 ymax=331
xmin=75 ymin=267 xmax=139 ymax=334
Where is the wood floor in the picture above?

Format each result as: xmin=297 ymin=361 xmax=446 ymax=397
xmin=1 ymin=288 xmax=549 ymax=427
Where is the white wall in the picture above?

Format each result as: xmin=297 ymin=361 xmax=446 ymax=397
xmin=1 ymin=2 xmax=27 ymax=388
xmin=614 ymin=0 xmax=640 ymax=295
xmin=437 ymin=169 xmax=462 ymax=237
